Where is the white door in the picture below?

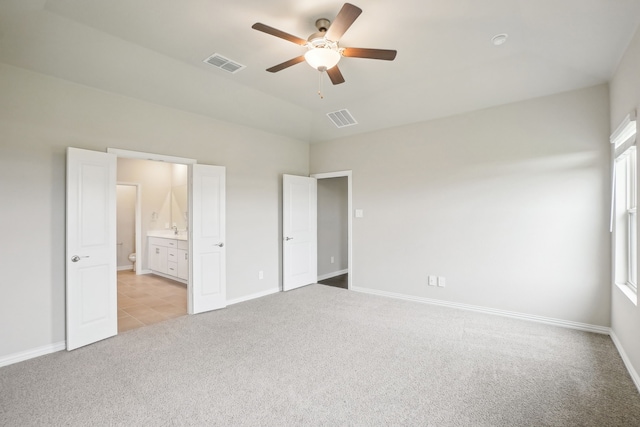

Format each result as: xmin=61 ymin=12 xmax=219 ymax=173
xmin=66 ymin=148 xmax=117 ymax=350
xmin=190 ymin=164 xmax=226 ymax=314
xmin=283 ymin=174 xmax=317 ymax=291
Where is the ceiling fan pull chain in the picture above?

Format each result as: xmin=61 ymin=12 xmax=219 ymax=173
xmin=317 ymin=69 xmax=324 ymax=99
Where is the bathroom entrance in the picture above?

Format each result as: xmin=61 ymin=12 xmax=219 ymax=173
xmin=66 ymin=147 xmax=227 ymax=350
xmin=115 ymin=158 xmax=190 ymax=333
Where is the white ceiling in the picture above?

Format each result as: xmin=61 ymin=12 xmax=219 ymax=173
xmin=1 ymin=0 xmax=640 ymax=143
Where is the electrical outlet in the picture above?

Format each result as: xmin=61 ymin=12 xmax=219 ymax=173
xmin=428 ymin=276 xmax=437 ymax=286
xmin=437 ymin=276 xmax=446 ymax=287
xmin=331 ymin=256 xmax=335 ymax=264
xmin=258 ymin=271 xmax=264 ymax=280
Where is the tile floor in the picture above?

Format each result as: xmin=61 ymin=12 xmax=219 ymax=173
xmin=117 ymin=270 xmax=187 ymax=333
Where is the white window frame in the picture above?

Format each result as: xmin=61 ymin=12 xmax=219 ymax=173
xmin=628 ymin=150 xmax=637 ymax=292
xmin=612 ymin=111 xmax=638 ymax=302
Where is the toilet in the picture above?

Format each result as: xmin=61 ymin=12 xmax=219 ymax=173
xmin=128 ymin=253 xmax=136 ymax=271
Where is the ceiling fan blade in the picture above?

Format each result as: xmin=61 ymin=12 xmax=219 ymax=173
xmin=251 ymin=23 xmax=308 ymax=46
xmin=342 ymin=47 xmax=397 ymax=61
xmin=326 ymin=66 xmax=346 ymax=85
xmin=325 ymin=3 xmax=362 ymax=41
xmin=266 ymin=56 xmax=306 ymax=73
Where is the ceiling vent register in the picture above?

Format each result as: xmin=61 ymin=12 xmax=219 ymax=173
xmin=203 ymin=54 xmax=246 ymax=74
xmin=327 ymin=109 xmax=358 ymax=128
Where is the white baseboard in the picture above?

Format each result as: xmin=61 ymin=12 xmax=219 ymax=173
xmin=0 ymin=341 xmax=66 ymax=368
xmin=351 ymin=286 xmax=610 ymax=335
xmin=317 ymin=269 xmax=348 ymax=282
xmin=117 ymin=264 xmax=134 ymax=271
xmin=7 ymin=286 xmax=632 ymax=395
xmin=353 ymin=285 xmax=640 ymax=392
xmin=227 ymin=287 xmax=280 ymax=306
xmin=610 ymin=331 xmax=640 ymax=393
xmin=1 ymin=286 xmax=281 ymax=368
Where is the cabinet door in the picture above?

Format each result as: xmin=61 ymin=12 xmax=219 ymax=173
xmin=178 ymin=249 xmax=189 ymax=280
xmin=149 ymin=244 xmax=168 ymax=273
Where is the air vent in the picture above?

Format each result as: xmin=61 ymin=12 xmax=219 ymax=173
xmin=203 ymin=53 xmax=246 ymax=74
xmin=327 ymin=109 xmax=358 ymax=128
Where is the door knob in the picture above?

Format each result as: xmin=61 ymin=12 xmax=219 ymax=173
xmin=285 ymin=237 xmax=293 ymax=241
xmin=214 ymin=242 xmax=224 ymax=247
xmin=71 ymin=255 xmax=90 ymax=262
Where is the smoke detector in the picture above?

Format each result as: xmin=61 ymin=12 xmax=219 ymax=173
xmin=491 ymin=34 xmax=508 ymax=46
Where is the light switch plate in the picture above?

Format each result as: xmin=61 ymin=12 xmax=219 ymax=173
xmin=355 ymin=209 xmax=364 ymax=218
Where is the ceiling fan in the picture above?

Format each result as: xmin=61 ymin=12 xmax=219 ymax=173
xmin=251 ymin=3 xmax=397 ymax=87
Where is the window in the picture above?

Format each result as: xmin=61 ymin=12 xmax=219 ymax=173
xmin=612 ymin=112 xmax=638 ymax=299
xmin=614 ymin=147 xmax=637 ymax=291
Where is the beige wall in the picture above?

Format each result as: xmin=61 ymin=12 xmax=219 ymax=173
xmin=0 ymin=63 xmax=308 ymax=358
xmin=610 ymin=25 xmax=640 ymax=381
xmin=311 ymin=84 xmax=611 ymax=326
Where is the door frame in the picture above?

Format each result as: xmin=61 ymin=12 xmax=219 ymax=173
xmin=310 ymin=171 xmax=353 ymax=290
xmin=107 ymin=148 xmax=197 ymax=165
xmin=116 ymin=182 xmax=142 ymax=274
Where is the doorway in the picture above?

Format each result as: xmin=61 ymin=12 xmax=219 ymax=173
xmin=114 ymin=159 xmax=189 ymax=333
xmin=116 ymin=183 xmax=140 ymax=273
xmin=316 ymin=177 xmax=348 ymax=289
xmin=312 ymin=171 xmax=352 ymax=290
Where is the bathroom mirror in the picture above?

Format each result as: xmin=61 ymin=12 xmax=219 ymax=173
xmin=171 ymin=183 xmax=188 ymax=231
xmin=171 ymin=164 xmax=188 ymax=232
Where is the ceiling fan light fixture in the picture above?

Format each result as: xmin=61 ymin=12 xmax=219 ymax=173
xmin=304 ymin=47 xmax=341 ymax=71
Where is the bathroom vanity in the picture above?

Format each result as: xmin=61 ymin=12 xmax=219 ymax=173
xmin=147 ymin=233 xmax=188 ymax=283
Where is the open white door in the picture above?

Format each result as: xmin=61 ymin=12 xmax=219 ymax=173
xmin=66 ymin=148 xmax=117 ymax=350
xmin=190 ymin=164 xmax=226 ymax=314
xmin=283 ymin=174 xmax=317 ymax=291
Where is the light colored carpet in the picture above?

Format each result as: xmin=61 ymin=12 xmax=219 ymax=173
xmin=1 ymin=284 xmax=640 ymax=426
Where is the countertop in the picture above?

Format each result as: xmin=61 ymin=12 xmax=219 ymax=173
xmin=147 ymin=230 xmax=188 ymax=241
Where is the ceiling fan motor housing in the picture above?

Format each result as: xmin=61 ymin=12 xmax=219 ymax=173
xmin=315 ymin=18 xmax=331 ymax=32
